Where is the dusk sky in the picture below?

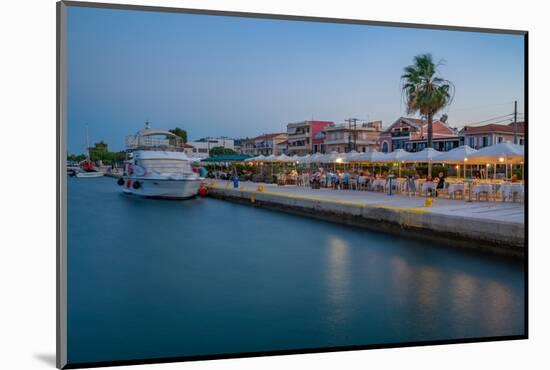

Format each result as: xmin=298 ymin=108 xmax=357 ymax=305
xmin=67 ymin=6 xmax=525 ymax=153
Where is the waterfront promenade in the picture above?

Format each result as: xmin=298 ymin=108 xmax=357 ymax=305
xmin=208 ymin=180 xmax=525 ymax=254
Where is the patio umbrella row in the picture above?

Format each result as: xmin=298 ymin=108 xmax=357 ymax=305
xmin=243 ymin=142 xmax=524 ymax=165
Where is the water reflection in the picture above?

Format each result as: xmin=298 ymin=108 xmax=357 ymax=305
xmin=390 ymin=256 xmax=413 ymax=305
xmin=325 ymin=236 xmax=351 ymax=326
xmin=451 ymin=273 xmax=477 ymax=312
xmin=483 ymin=280 xmax=516 ymax=333
xmin=416 ymin=266 xmax=442 ymax=309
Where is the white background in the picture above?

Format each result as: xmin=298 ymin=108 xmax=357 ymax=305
xmin=0 ymin=0 xmax=548 ymax=369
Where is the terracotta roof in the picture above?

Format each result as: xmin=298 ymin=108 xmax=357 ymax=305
xmin=384 ymin=117 xmax=426 ymax=132
xmin=462 ymin=122 xmax=525 ymax=134
xmin=249 ymin=132 xmax=287 ymax=141
xmin=410 ymin=120 xmax=457 ymax=139
xmin=277 ymin=140 xmax=289 ymax=145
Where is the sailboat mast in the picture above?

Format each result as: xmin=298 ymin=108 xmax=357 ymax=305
xmin=86 ymin=124 xmax=90 ymax=160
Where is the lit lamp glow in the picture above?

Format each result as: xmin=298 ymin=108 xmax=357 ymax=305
xmin=499 ymin=157 xmax=505 ymax=163
xmin=335 ymin=158 xmax=343 ymax=164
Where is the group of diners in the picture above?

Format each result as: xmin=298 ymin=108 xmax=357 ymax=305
xmin=294 ymin=170 xmax=524 ymax=202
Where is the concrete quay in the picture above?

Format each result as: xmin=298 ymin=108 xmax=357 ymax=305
xmin=207 ymin=181 xmax=525 ymax=256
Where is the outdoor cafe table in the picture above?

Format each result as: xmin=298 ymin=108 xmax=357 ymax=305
xmin=500 ymin=183 xmax=524 ymax=202
xmin=473 ymin=183 xmax=493 ymax=200
xmin=388 ymin=178 xmax=404 ymax=193
xmin=447 ymin=182 xmax=465 ymax=199
xmin=371 ymin=178 xmax=386 ymax=192
xmin=421 ymin=181 xmax=437 ymax=195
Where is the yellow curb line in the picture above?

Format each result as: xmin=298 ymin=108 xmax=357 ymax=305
xmin=227 ymin=187 xmax=428 ymax=214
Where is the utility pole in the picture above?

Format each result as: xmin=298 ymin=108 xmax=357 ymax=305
xmin=513 ymin=100 xmax=518 ymax=144
xmin=345 ymin=118 xmax=359 ymax=152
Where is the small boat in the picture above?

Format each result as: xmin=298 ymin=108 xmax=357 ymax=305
xmin=74 ymin=125 xmax=104 ymax=178
xmin=67 ymin=161 xmax=80 ymax=176
xmin=75 ymin=167 xmax=104 ymax=178
xmin=118 ymin=122 xmax=202 ymax=199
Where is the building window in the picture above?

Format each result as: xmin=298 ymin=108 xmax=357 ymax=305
xmin=382 ymin=142 xmax=389 ymax=153
xmin=482 ymin=136 xmax=488 ymax=147
xmin=469 ymin=137 xmax=475 ymax=147
xmin=498 ymin=136 xmax=503 ymax=143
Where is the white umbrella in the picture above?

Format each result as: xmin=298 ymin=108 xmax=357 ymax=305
xmin=384 ymin=148 xmax=410 ymax=162
xmin=263 ymin=154 xmax=278 ymax=162
xmin=350 ymin=150 xmax=387 ymax=163
xmin=467 ymin=142 xmax=524 ymax=164
xmin=467 ymin=142 xmax=524 ymax=179
xmin=383 ymin=149 xmax=410 ymax=177
xmin=402 ymin=148 xmax=442 ymax=177
xmin=436 ymin=145 xmax=478 ymax=163
xmin=434 ymin=145 xmax=477 ymax=178
xmin=245 ymin=154 xmax=264 ymax=162
xmin=349 ymin=150 xmax=388 ymax=176
xmin=274 ymin=154 xmax=295 ymax=163
xmin=343 ymin=150 xmax=361 ymax=161
xmin=401 ymin=147 xmax=442 ymax=163
xmin=327 ymin=152 xmax=348 ymax=164
xmin=308 ymin=152 xmax=324 ymax=163
xmin=295 ymin=154 xmax=310 ymax=165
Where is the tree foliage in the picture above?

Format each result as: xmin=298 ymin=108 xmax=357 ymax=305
xmin=68 ymin=141 xmax=126 ymax=164
xmin=401 ymin=54 xmax=454 ymax=149
xmin=169 ymin=127 xmax=187 ymax=143
xmin=209 ymin=146 xmax=236 ymax=156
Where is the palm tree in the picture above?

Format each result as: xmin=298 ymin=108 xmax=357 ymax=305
xmin=401 ymin=54 xmax=454 ymax=175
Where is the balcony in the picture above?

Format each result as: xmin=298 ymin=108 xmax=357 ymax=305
xmin=390 ymin=131 xmax=410 ymax=138
xmin=288 ymin=132 xmax=308 ymax=140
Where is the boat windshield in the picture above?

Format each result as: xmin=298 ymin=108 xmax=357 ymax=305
xmin=138 ymin=159 xmax=192 ymax=174
xmin=126 ymin=133 xmax=185 ymax=152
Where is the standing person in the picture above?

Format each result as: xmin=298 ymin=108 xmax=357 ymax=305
xmin=436 ymin=171 xmax=445 ymax=197
xmin=232 ymin=171 xmax=239 ymax=189
xmin=406 ymin=173 xmax=417 ymax=197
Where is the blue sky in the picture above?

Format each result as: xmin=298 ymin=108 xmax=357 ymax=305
xmin=67 ymin=6 xmax=525 ymax=153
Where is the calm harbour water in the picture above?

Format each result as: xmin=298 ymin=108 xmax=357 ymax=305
xmin=67 ymin=177 xmax=525 ymax=364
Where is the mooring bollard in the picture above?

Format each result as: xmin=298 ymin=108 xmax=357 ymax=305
xmin=425 ymin=197 xmax=434 ymax=207
xmin=209 ymin=180 xmax=216 ymax=188
xmin=257 ymin=184 xmax=265 ymax=192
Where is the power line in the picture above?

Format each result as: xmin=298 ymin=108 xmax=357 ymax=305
xmin=465 ymin=113 xmax=514 ymax=126
xmin=445 ymin=101 xmax=518 ymax=113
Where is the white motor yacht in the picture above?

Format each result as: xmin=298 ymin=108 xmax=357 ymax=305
xmin=118 ymin=123 xmax=202 ymax=199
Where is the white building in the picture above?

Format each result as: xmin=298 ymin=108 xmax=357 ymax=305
xmin=187 ymin=137 xmax=235 ymax=159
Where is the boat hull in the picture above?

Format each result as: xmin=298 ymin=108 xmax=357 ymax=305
xmin=75 ymin=171 xmax=104 ymax=178
xmin=121 ymin=177 xmax=202 ymax=199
